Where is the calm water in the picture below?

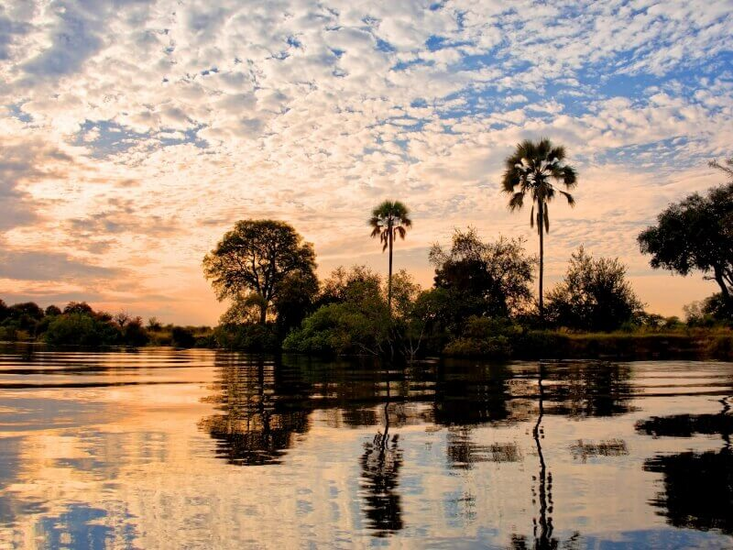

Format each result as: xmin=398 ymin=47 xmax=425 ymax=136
xmin=0 ymin=347 xmax=732 ymax=549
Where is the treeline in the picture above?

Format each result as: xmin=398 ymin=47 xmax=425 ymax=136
xmin=200 ymin=144 xmax=732 ymax=360
xmin=0 ymin=300 xmax=212 ymax=348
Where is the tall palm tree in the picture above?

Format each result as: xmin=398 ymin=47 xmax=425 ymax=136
xmin=502 ymin=138 xmax=578 ymax=320
xmin=369 ymin=200 xmax=412 ymax=312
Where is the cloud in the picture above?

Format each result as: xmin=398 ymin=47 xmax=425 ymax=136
xmin=0 ymin=0 xmax=730 ymax=322
xmin=0 ymin=249 xmax=121 ymax=281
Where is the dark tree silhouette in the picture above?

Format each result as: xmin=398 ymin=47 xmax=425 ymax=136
xmin=501 ymin=139 xmax=578 ymax=320
xmin=203 ymin=220 xmax=317 ymax=324
xmin=369 ymin=200 xmax=412 ymax=312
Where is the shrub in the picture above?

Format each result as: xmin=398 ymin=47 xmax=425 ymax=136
xmin=443 ymin=316 xmax=520 ymax=358
xmin=44 ymin=313 xmax=120 ymax=346
xmin=213 ymin=324 xmax=279 ymax=351
xmin=171 ymin=326 xmax=196 ymax=348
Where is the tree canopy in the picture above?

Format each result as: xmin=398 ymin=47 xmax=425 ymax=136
xmin=429 ymin=228 xmax=535 ymax=322
xmin=638 ymin=182 xmax=733 ymax=313
xmin=501 ymin=138 xmax=578 ymax=318
xmin=546 ymin=247 xmax=644 ymax=331
xmin=203 ymin=220 xmax=317 ymax=324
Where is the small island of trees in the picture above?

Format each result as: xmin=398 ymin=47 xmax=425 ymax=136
xmin=2 ymin=140 xmax=731 ymax=360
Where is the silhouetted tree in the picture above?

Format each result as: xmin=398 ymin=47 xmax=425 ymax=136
xmin=203 ymin=220 xmax=317 ymax=324
xmin=638 ymin=182 xmax=733 ymax=315
xmin=429 ymin=228 xmax=535 ymax=323
xmin=44 ymin=305 xmax=61 ymax=317
xmin=63 ymin=302 xmax=94 ymax=315
xmin=369 ymin=200 xmax=412 ymax=312
xmin=502 ymin=138 xmax=578 ymax=320
xmin=545 ymin=247 xmax=644 ymax=331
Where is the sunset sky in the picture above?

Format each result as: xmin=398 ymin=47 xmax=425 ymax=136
xmin=1 ymin=0 xmax=731 ymax=324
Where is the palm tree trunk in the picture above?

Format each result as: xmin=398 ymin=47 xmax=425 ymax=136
xmin=388 ymin=223 xmax=394 ymax=313
xmin=538 ymin=202 xmax=544 ymax=322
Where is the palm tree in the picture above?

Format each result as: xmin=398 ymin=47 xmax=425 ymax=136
xmin=502 ymin=138 xmax=578 ymax=320
xmin=369 ymin=200 xmax=412 ymax=312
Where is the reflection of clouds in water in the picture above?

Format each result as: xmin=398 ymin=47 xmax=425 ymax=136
xmin=0 ymin=350 xmax=732 ymax=547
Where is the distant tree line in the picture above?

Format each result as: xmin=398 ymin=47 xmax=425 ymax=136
xmin=0 ymin=300 xmax=213 ymax=348
xmin=200 ymin=142 xmax=731 ymax=359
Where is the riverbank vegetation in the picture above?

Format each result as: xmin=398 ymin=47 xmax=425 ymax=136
xmin=2 ymin=144 xmax=731 ymax=360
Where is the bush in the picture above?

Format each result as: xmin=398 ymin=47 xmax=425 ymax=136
xmin=171 ymin=326 xmax=196 ymax=348
xmin=443 ymin=316 xmax=520 ymax=358
xmin=44 ymin=313 xmax=121 ymax=346
xmin=122 ymin=319 xmax=150 ymax=347
xmin=213 ymin=324 xmax=279 ymax=351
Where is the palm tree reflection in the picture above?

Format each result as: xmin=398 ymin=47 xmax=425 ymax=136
xmin=359 ymin=385 xmax=404 ymax=537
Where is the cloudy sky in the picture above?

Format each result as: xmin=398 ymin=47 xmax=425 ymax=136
xmin=0 ymin=0 xmax=731 ymax=324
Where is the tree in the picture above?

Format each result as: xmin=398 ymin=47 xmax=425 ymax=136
xmin=638 ymin=182 xmax=733 ymax=314
xmin=283 ymin=266 xmax=390 ymax=355
xmin=501 ymin=138 xmax=578 ymax=320
xmin=369 ymin=201 xmax=412 ymax=312
xmin=545 ymin=247 xmax=644 ymax=331
xmin=709 ymin=156 xmax=733 ymax=181
xmin=63 ymin=302 xmax=94 ymax=315
xmin=44 ymin=305 xmax=61 ymax=317
xmin=203 ymin=220 xmax=317 ymax=325
xmin=429 ymin=228 xmax=535 ymax=324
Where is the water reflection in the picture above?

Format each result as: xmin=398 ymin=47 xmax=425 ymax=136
xmin=1 ymin=348 xmax=733 ymax=548
xmin=639 ymin=397 xmax=733 ymax=535
xmin=197 ymin=354 xmax=312 ymax=465
xmin=358 ymin=398 xmax=404 ymax=537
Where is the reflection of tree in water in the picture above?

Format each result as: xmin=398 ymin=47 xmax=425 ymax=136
xmin=511 ymin=364 xmax=582 ymax=550
xmin=446 ymin=428 xmax=521 ymax=470
xmin=543 ymin=362 xmax=634 ymax=418
xmin=198 ymin=354 xmax=312 ymax=466
xmin=359 ymin=395 xmax=404 ymax=537
xmin=639 ymin=397 xmax=733 ymax=534
xmin=433 ymin=362 xmax=515 ymax=426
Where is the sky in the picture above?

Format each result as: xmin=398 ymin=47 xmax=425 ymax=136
xmin=0 ymin=0 xmax=731 ymax=325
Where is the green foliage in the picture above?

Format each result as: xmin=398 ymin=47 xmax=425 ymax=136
xmin=203 ymin=219 xmax=317 ymax=324
xmin=44 ymin=313 xmax=121 ymax=347
xmin=429 ymin=228 xmax=535 ymax=327
xmin=638 ymin=182 xmax=733 ymax=314
xmin=684 ymin=293 xmax=733 ymax=327
xmin=283 ymin=266 xmax=390 ymax=355
xmin=213 ymin=323 xmax=279 ymax=352
xmin=545 ymin=247 xmax=644 ymax=332
xmin=443 ymin=317 xmax=519 ymax=358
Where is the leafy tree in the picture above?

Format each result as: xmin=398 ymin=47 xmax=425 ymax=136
xmin=545 ymin=247 xmax=644 ymax=331
xmin=64 ymin=302 xmax=94 ymax=315
xmin=638 ymin=182 xmax=733 ymax=314
xmin=369 ymin=200 xmax=412 ymax=311
xmin=429 ymin=228 xmax=535 ymax=325
xmin=318 ymin=265 xmax=383 ymax=306
xmin=501 ymin=138 xmax=578 ymax=319
xmin=203 ymin=220 xmax=317 ymax=325
xmin=171 ymin=326 xmax=195 ymax=348
xmin=219 ymin=293 xmax=267 ymax=326
xmin=0 ymin=299 xmax=7 ymax=322
xmin=44 ymin=305 xmax=62 ymax=317
xmin=7 ymin=302 xmax=44 ymax=333
xmin=271 ymin=269 xmax=319 ymax=336
xmin=147 ymin=317 xmax=162 ymax=330
xmin=283 ymin=266 xmax=390 ymax=355
xmin=44 ymin=313 xmax=121 ymax=346
xmin=122 ymin=317 xmax=149 ymax=347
